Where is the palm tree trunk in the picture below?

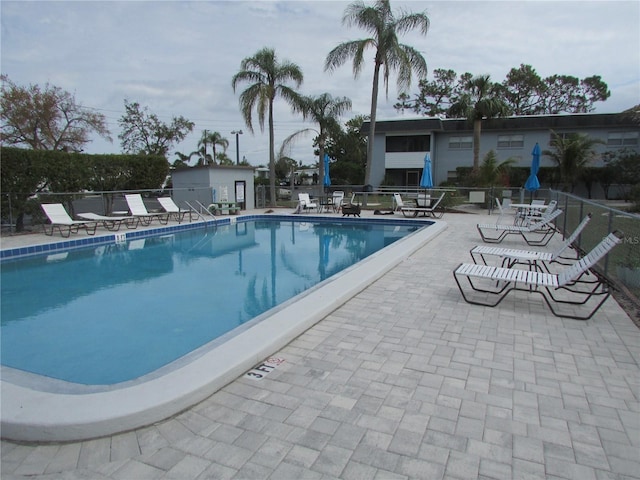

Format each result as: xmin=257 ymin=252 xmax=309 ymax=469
xmin=473 ymin=118 xmax=482 ymax=170
xmin=365 ymin=61 xmax=382 ymax=187
xmin=268 ymin=99 xmax=277 ymax=207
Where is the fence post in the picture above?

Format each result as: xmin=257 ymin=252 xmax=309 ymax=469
xmin=8 ymin=194 xmax=14 ymax=235
xmin=489 ymin=187 xmax=494 ymax=215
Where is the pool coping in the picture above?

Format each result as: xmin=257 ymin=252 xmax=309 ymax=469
xmin=1 ymin=215 xmax=447 ymax=442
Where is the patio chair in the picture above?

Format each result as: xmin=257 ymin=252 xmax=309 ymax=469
xmin=125 ymin=194 xmax=170 ymax=226
xmin=393 ymin=193 xmax=408 ymax=212
xmin=296 ymin=193 xmax=317 ymax=214
xmin=76 ymin=212 xmax=139 ymax=231
xmin=331 ymin=191 xmax=345 ymax=213
xmin=157 ymin=197 xmax=193 ymax=223
xmin=516 ymin=200 xmax=557 ymax=226
xmin=494 ymin=198 xmax=515 ymax=225
xmin=470 ymin=213 xmax=592 ymax=270
xmin=398 ymin=192 xmax=446 ymax=218
xmin=453 ymin=230 xmax=623 ymax=320
xmin=41 ymin=203 xmax=99 ymax=238
xmin=476 ymin=208 xmax=562 ymax=246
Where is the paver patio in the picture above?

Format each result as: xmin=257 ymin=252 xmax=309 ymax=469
xmin=2 ymin=208 xmax=639 ymax=480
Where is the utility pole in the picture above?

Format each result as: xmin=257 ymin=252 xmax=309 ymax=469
xmin=231 ymin=130 xmax=243 ymax=165
xmin=202 ymin=129 xmax=208 ymax=165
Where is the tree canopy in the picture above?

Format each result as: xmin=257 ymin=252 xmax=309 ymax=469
xmin=395 ymin=64 xmax=611 ymax=117
xmin=1 ymin=75 xmax=111 ymax=151
xmin=448 ymin=74 xmax=509 ymax=170
xmin=118 ymin=100 xmax=194 ymax=157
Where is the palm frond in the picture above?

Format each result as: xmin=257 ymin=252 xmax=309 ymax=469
xmin=394 ymin=12 xmax=430 ymax=36
xmin=325 ymin=40 xmax=368 ymax=73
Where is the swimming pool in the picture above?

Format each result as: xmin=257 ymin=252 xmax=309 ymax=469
xmin=1 ymin=215 xmax=446 ymax=441
xmin=2 ymin=218 xmax=425 ymax=385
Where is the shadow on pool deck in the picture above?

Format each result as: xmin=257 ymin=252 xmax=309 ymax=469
xmin=2 ymin=208 xmax=639 ymax=480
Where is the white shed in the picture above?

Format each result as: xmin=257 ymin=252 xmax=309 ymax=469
xmin=171 ymin=165 xmax=255 ymax=211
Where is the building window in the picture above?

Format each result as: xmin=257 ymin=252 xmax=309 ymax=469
xmin=549 ymin=132 xmax=575 ymax=144
xmin=385 ymin=135 xmax=430 ymax=152
xmin=607 ymin=131 xmax=639 ymax=147
xmin=497 ymin=134 xmax=524 ymax=148
xmin=448 ymin=136 xmax=472 ymax=149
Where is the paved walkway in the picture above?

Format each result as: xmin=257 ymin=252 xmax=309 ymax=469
xmin=2 ymin=209 xmax=639 ymax=479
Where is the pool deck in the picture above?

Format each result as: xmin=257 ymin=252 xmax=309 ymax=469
xmin=2 ymin=207 xmax=639 ymax=479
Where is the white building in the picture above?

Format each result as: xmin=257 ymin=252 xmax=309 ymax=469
xmin=362 ymin=112 xmax=639 ymax=188
xmin=171 ymin=165 xmax=255 ymax=210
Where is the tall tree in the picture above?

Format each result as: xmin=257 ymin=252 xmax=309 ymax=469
xmin=621 ymin=104 xmax=640 ymax=125
xmin=324 ymin=115 xmax=368 ymax=184
xmin=499 ymin=64 xmax=546 ymax=115
xmin=448 ymin=74 xmax=509 ymax=170
xmin=1 ymin=75 xmax=111 ymax=151
xmin=394 ymin=68 xmax=457 ymax=116
xmin=541 ymin=74 xmax=610 ymax=114
xmin=291 ymin=93 xmax=352 ymax=189
xmin=232 ymin=47 xmax=304 ymax=206
xmin=325 ymin=0 xmax=429 ymax=186
xmin=543 ymin=131 xmax=604 ymax=192
xmin=118 ymin=100 xmax=194 ymax=157
xmin=198 ymin=130 xmax=229 ymax=165
xmin=397 ymin=64 xmax=611 ymax=117
xmin=190 ymin=146 xmax=212 ymax=166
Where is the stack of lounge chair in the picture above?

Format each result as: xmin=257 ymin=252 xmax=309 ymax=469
xmin=393 ymin=192 xmax=446 ymax=218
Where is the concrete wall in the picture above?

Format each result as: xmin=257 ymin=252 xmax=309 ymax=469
xmin=171 ymin=165 xmax=255 ymax=210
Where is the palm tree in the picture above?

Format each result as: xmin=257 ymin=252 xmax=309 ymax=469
xmin=543 ymin=131 xmax=604 ymax=192
xmin=232 ymin=47 xmax=303 ymax=206
xmin=198 ymin=130 xmax=229 ymax=165
xmin=478 ymin=150 xmax=516 ymax=187
xmin=324 ymin=0 xmax=429 ymax=186
xmin=289 ymin=93 xmax=352 ymax=191
xmin=448 ymin=74 xmax=509 ymax=171
xmin=172 ymin=151 xmax=195 ymax=169
xmin=190 ymin=146 xmax=212 ymax=166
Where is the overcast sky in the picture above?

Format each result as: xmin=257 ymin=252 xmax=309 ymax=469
xmin=2 ymin=0 xmax=639 ymax=166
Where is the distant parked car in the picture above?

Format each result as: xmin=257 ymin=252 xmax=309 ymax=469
xmin=278 ymin=188 xmax=291 ymax=200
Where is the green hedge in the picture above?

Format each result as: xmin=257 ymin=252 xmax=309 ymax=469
xmin=1 ymin=147 xmax=169 ymax=231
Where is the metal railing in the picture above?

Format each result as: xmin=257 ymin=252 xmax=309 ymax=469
xmin=3 ymin=185 xmax=638 ymax=306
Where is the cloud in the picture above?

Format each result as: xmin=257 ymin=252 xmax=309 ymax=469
xmin=2 ymin=0 xmax=638 ymax=165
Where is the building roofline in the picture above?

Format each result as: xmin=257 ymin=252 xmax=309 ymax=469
xmin=173 ymin=164 xmax=256 ymax=172
xmin=363 ymin=112 xmax=637 ymax=135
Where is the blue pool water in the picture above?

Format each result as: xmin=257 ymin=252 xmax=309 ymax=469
xmin=1 ymin=217 xmax=428 ymax=385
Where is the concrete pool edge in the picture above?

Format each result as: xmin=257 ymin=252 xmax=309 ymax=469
xmin=0 ymin=219 xmax=448 ymax=442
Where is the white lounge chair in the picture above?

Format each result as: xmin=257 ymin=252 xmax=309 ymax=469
xmin=471 ymin=213 xmax=592 ymax=270
xmin=125 ymin=194 xmax=170 ymax=226
xmin=76 ymin=212 xmax=139 ymax=231
xmin=453 ymin=231 xmax=622 ymax=320
xmin=41 ymin=203 xmax=98 ymax=238
xmin=296 ymin=193 xmax=317 ymax=213
xmin=393 ymin=193 xmax=407 ymax=212
xmin=157 ymin=197 xmax=192 ymax=223
xmin=516 ymin=200 xmax=557 ymax=226
xmin=476 ymin=209 xmax=563 ymax=246
xmin=494 ymin=198 xmax=515 ymax=224
xmin=331 ymin=191 xmax=345 ymax=213
xmin=397 ymin=192 xmax=446 ymax=218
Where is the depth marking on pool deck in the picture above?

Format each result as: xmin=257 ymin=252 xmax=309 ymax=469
xmin=245 ymin=357 xmax=285 ymax=380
